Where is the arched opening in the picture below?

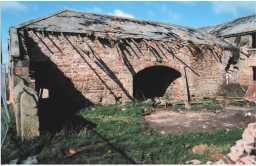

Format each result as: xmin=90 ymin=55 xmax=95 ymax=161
xmin=133 ymin=65 xmax=181 ymax=100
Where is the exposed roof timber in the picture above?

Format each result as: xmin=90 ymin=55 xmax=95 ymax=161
xmin=25 ymin=28 xmax=238 ymax=53
xmin=24 ymin=27 xmax=183 ymax=43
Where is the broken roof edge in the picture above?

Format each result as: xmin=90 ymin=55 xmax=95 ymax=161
xmin=15 ymin=8 xmax=237 ymax=50
xmin=16 ymin=8 xmax=194 ymax=32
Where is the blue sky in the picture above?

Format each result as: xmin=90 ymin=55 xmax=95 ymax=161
xmin=1 ymin=1 xmax=256 ymax=64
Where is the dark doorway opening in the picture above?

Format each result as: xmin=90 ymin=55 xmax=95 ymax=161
xmin=252 ymin=33 xmax=256 ymax=48
xmin=133 ymin=65 xmax=181 ymax=100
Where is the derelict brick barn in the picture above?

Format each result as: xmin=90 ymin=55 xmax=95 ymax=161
xmin=9 ymin=10 xmax=239 ymax=139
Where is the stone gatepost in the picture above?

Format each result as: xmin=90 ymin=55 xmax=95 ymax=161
xmin=20 ymin=87 xmax=39 ymax=140
xmin=9 ymin=27 xmax=40 ymax=141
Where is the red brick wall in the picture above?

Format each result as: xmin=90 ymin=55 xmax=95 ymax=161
xmin=16 ymin=30 xmax=230 ymax=105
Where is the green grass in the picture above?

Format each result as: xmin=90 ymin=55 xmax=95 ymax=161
xmin=172 ymin=99 xmax=222 ymax=111
xmin=229 ymin=100 xmax=256 ymax=109
xmin=34 ymin=102 xmax=243 ymax=164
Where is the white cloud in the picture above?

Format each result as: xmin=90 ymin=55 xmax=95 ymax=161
xmin=110 ymin=9 xmax=134 ymax=18
xmin=212 ymin=2 xmax=256 ymax=17
xmin=83 ymin=8 xmax=134 ymax=18
xmin=0 ymin=1 xmax=27 ymax=11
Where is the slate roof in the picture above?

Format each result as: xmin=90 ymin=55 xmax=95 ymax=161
xmin=16 ymin=9 xmax=234 ymax=49
xmin=200 ymin=15 xmax=256 ymax=37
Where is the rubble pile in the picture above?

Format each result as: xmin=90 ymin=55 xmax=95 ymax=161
xmin=222 ymin=123 xmax=256 ymax=164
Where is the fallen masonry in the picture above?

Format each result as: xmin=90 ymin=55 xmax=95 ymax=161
xmin=218 ymin=122 xmax=256 ymax=164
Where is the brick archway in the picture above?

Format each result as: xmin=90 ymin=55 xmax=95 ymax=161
xmin=133 ymin=65 xmax=182 ymax=100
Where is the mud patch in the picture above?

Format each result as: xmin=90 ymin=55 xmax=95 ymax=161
xmin=145 ymin=109 xmax=256 ymax=134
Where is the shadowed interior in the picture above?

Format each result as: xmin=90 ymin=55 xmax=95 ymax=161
xmin=133 ymin=66 xmax=181 ymax=100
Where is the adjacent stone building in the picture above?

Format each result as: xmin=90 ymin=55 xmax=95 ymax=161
xmin=9 ymin=9 xmax=238 ymax=139
xmin=201 ymin=15 xmax=256 ymax=101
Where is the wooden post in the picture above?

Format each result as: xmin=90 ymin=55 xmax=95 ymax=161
xmin=184 ymin=66 xmax=191 ymax=110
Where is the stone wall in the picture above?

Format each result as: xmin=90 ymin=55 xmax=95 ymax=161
xmin=13 ymin=30 xmax=230 ymax=105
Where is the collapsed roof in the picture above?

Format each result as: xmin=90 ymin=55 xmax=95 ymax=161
xmin=16 ymin=9 xmax=234 ymax=49
xmin=200 ymin=15 xmax=256 ymax=37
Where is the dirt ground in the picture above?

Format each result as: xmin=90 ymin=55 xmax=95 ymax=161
xmin=145 ymin=107 xmax=256 ymax=134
